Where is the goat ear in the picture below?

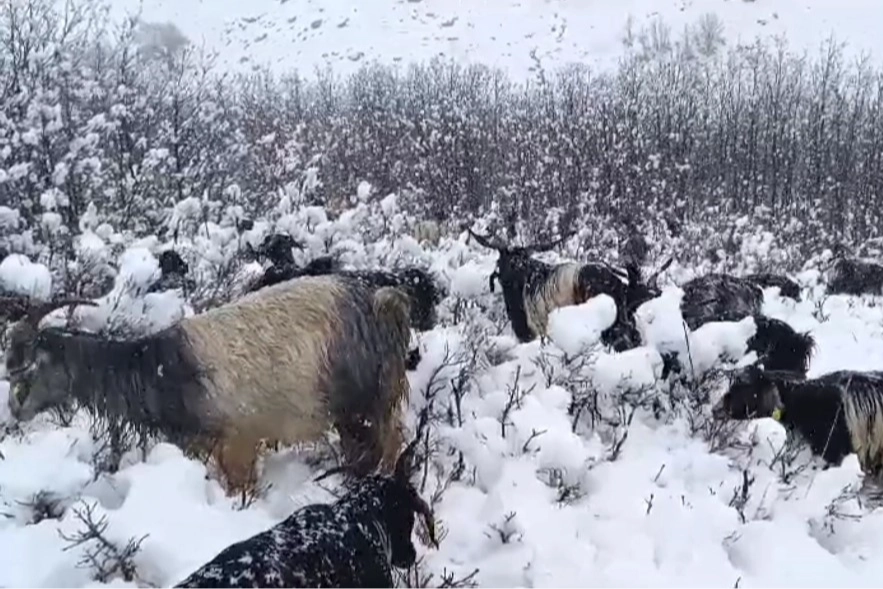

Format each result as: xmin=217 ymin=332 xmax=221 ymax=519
xmin=625 ymin=263 xmax=641 ymax=283
xmin=488 ymin=269 xmax=498 ymax=293
xmin=394 ymin=439 xmax=420 ymax=484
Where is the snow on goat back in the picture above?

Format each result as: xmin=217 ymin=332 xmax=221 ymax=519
xmin=3 ymin=275 xmax=413 ymax=496
xmin=173 ymin=440 xmax=438 ymax=589
xmin=686 ymin=317 xmax=757 ymax=376
xmin=546 ymin=294 xmax=618 ymax=356
xmin=713 ymin=366 xmax=883 ymax=476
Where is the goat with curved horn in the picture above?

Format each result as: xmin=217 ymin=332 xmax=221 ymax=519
xmin=4 ymin=276 xmax=413 ymax=496
xmin=467 ymin=225 xmax=646 ymax=350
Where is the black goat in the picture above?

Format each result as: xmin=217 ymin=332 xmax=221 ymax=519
xmin=713 ymin=366 xmax=883 ymax=476
xmin=743 ymin=272 xmax=801 ymax=301
xmin=147 ymin=250 xmax=194 ymax=295
xmin=254 ymin=233 xmax=301 ymax=267
xmin=661 ymin=314 xmax=814 ymax=381
xmin=747 ymin=315 xmax=815 ymax=374
xmin=245 ymin=233 xmax=343 ymax=292
xmin=248 ymin=256 xmax=341 ymax=293
xmin=338 ymin=267 xmax=443 ymax=332
xmin=827 ymin=257 xmax=883 ymax=296
xmin=467 ymin=227 xmax=638 ymax=348
xmin=598 ymin=258 xmax=673 ymax=352
xmin=247 ymin=233 xmax=443 ymax=331
xmin=174 ymin=443 xmax=438 ymax=588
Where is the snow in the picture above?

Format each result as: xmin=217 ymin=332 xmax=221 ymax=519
xmin=0 ymin=254 xmax=53 ymax=300
xmin=5 ymin=209 xmax=883 ymax=588
xmin=106 ymin=0 xmax=883 ymax=81
xmin=547 ymin=295 xmax=617 ymax=356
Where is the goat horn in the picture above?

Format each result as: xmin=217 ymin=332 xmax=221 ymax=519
xmin=525 ymin=230 xmax=574 ymax=253
xmin=394 ymin=438 xmax=421 ymax=482
xmin=413 ymin=494 xmax=439 ymax=548
xmin=648 ymin=256 xmax=674 ymax=284
xmin=466 ymin=228 xmax=505 ymax=251
xmin=26 ymin=297 xmax=98 ymax=327
xmin=602 ymin=262 xmax=629 ymax=279
xmin=312 ymin=464 xmax=351 ymax=483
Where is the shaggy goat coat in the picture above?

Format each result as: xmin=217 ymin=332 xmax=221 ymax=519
xmin=680 ymin=273 xmax=764 ymax=331
xmin=248 ymin=259 xmax=442 ymax=332
xmin=714 ymin=368 xmax=883 ymax=475
xmin=174 ymin=464 xmax=435 ymax=588
xmin=5 ymin=275 xmax=412 ymax=493
xmin=746 ymin=315 xmax=815 ymax=374
xmin=827 ymin=258 xmax=883 ymax=296
xmin=743 ymin=273 xmax=801 ymax=301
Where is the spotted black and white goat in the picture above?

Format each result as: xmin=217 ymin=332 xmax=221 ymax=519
xmin=174 ymin=442 xmax=438 ymax=588
xmin=713 ymin=365 xmax=883 ymax=476
xmin=3 ymin=275 xmax=413 ymax=496
xmin=743 ymin=272 xmax=801 ymax=301
xmin=827 ymin=257 xmax=883 ymax=296
xmin=468 ymin=227 xmax=669 ymax=352
xmin=247 ymin=233 xmax=444 ymax=332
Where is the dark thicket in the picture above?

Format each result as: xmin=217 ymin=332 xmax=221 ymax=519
xmin=0 ymin=1 xmax=880 ymax=272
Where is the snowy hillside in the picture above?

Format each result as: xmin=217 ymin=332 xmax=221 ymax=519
xmin=108 ymin=0 xmax=883 ymax=79
xmin=2 ymin=194 xmax=883 ymax=588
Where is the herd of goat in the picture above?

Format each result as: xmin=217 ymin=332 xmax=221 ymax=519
xmin=3 ymin=225 xmax=883 ymax=587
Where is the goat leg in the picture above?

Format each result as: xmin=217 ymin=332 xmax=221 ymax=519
xmin=212 ymin=432 xmax=261 ymax=496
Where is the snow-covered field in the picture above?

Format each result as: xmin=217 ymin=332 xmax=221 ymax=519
xmin=111 ymin=0 xmax=883 ymax=80
xmin=2 ymin=194 xmax=883 ymax=588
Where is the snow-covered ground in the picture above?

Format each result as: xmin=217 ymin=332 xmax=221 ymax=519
xmin=110 ymin=0 xmax=883 ymax=80
xmin=2 ymin=195 xmax=883 ymax=587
